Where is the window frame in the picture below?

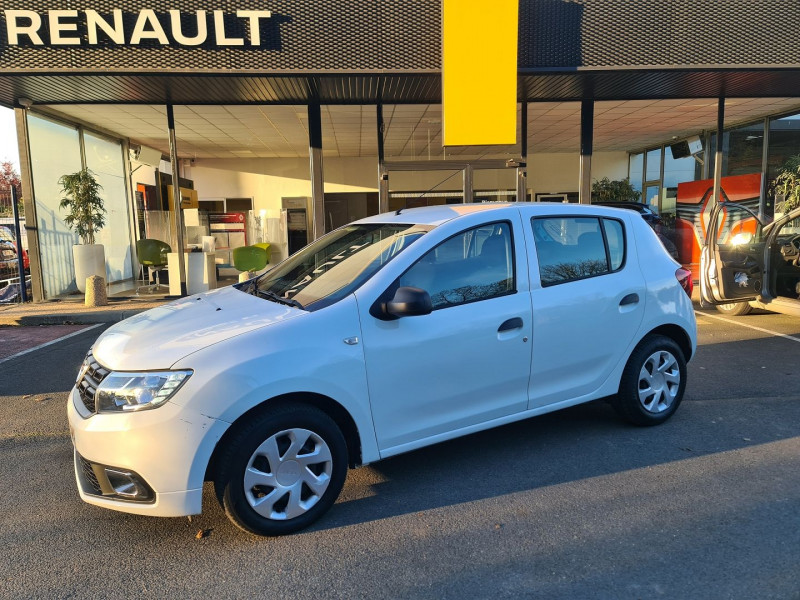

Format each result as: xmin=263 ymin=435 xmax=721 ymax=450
xmin=530 ymin=216 xmax=627 ymax=288
xmin=390 ymin=219 xmax=518 ymax=312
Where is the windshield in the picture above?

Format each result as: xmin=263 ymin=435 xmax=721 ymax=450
xmin=250 ymin=223 xmax=431 ymax=310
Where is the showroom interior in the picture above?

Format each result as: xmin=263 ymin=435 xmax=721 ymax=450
xmin=4 ymin=0 xmax=800 ymax=301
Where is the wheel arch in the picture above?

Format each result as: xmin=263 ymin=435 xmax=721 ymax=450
xmin=205 ymin=392 xmax=363 ymax=482
xmin=641 ymin=324 xmax=694 ymax=361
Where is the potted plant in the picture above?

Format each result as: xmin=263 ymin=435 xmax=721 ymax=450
xmin=771 ymin=154 xmax=800 ymax=217
xmin=59 ymin=168 xmax=106 ymax=293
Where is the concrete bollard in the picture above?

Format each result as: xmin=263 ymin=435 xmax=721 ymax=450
xmin=85 ymin=275 xmax=108 ymax=307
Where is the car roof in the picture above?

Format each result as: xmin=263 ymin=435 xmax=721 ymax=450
xmin=355 ymin=202 xmax=639 ymax=227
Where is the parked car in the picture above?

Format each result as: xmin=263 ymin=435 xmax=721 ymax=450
xmin=0 ymin=225 xmax=28 ymax=281
xmin=592 ymin=201 xmax=679 ymax=260
xmin=701 ymin=201 xmax=800 ymax=316
xmin=68 ymin=203 xmax=697 ymax=536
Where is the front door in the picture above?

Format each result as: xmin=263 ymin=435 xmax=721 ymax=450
xmin=764 ymin=208 xmax=800 ymax=300
xmin=356 ymin=220 xmax=533 ymax=454
xmin=701 ymin=201 xmax=767 ymax=304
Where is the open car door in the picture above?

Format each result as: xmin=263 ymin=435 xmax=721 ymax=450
xmin=700 ymin=200 xmax=768 ymax=305
xmin=764 ymin=206 xmax=800 ymax=299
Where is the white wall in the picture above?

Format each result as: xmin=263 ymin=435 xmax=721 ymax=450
xmin=183 ymin=157 xmax=378 ymax=212
xmin=176 ymin=151 xmax=629 ymax=208
xmin=528 ymin=151 xmax=629 ymax=196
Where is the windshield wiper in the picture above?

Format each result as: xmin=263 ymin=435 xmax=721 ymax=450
xmin=256 ymin=288 xmax=304 ymax=310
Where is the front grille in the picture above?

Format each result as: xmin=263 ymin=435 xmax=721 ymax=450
xmin=77 ymin=352 xmax=109 ymax=413
xmin=77 ymin=453 xmax=103 ymax=496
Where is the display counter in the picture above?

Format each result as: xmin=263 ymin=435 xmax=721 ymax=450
xmin=167 ymin=252 xmax=217 ymax=296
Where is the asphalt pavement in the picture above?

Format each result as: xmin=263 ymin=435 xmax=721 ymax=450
xmin=0 ymin=310 xmax=798 ymax=599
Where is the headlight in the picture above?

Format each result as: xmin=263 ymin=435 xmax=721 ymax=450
xmin=95 ymin=370 xmax=192 ymax=413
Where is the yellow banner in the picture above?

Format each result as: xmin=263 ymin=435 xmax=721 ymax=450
xmin=442 ymin=0 xmax=519 ymax=146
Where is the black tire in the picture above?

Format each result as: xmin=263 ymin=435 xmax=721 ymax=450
xmin=612 ymin=334 xmax=687 ymax=426
xmin=214 ymin=403 xmax=348 ymax=536
xmin=715 ymin=301 xmax=752 ymax=316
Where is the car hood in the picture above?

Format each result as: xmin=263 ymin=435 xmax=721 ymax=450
xmin=92 ymin=286 xmax=305 ymax=370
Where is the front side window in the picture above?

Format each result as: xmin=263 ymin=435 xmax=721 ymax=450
xmin=253 ymin=223 xmax=430 ymax=310
xmin=531 ymin=217 xmax=624 ymax=286
xmin=399 ymin=222 xmax=515 ymax=309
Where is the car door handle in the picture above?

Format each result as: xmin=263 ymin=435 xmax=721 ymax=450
xmin=498 ymin=317 xmax=523 ymax=332
xmin=619 ymin=293 xmax=639 ymax=306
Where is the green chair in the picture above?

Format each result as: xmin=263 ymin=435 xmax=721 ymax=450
xmin=233 ymin=245 xmax=268 ymax=282
xmin=136 ymin=239 xmax=171 ymax=294
xmin=252 ymin=242 xmax=272 ymax=264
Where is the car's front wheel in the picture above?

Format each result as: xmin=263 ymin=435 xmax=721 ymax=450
xmin=612 ymin=334 xmax=687 ymax=426
xmin=214 ymin=404 xmax=348 ymax=536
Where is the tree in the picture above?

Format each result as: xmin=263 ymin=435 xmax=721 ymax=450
xmin=59 ymin=168 xmax=105 ymax=245
xmin=591 ymin=177 xmax=641 ymax=203
xmin=0 ymin=160 xmax=23 ymax=218
xmin=771 ymin=154 xmax=800 ymax=214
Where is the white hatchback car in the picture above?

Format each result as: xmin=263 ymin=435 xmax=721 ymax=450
xmin=69 ymin=203 xmax=697 ymax=536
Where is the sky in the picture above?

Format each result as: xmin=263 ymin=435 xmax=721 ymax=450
xmin=0 ymin=107 xmax=20 ymax=169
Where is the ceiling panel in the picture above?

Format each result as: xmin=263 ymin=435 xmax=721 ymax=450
xmin=40 ymin=96 xmax=800 ymax=161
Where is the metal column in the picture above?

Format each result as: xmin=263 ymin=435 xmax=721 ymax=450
xmin=517 ymin=101 xmax=528 ymax=203
xmin=579 ymin=99 xmax=594 ymax=204
xmin=712 ymin=99 xmax=725 ymax=210
xmin=308 ymin=103 xmax=325 ymax=240
xmin=377 ymin=104 xmax=389 ymax=214
xmin=166 ymin=104 xmax=187 ymax=296
xmin=463 ymin=164 xmax=474 ymax=203
xmin=15 ymin=106 xmax=44 ymax=302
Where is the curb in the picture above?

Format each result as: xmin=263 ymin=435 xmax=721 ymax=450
xmin=0 ymin=309 xmax=150 ymax=326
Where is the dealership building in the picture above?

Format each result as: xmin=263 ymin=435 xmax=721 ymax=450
xmin=3 ymin=0 xmax=800 ymax=301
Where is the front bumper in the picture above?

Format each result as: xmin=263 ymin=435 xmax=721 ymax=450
xmin=68 ymin=386 xmax=228 ymax=517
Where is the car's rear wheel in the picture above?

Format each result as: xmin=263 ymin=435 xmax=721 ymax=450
xmin=613 ymin=335 xmax=686 ymax=426
xmin=715 ymin=301 xmax=752 ymax=316
xmin=214 ymin=404 xmax=348 ymax=536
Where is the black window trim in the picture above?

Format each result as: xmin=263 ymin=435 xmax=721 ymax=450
xmin=530 ymin=215 xmax=627 ymax=288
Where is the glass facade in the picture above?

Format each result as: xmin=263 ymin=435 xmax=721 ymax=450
xmin=84 ymin=133 xmax=133 ymax=285
xmin=28 ymin=115 xmax=84 ymax=298
xmin=766 ymin=113 xmax=800 ymax=218
xmin=27 ymin=114 xmax=132 ymax=298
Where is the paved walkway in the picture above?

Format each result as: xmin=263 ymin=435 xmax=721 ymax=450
xmin=0 ymin=295 xmax=171 ymax=326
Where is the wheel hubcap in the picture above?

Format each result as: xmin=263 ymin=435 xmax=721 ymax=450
xmin=243 ymin=428 xmax=333 ymax=521
xmin=637 ymin=350 xmax=680 ymax=413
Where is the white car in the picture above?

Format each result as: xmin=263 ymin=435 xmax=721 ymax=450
xmin=68 ymin=203 xmax=697 ymax=536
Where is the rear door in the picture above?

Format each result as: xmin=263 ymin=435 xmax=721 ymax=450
xmin=700 ymin=201 xmax=768 ymax=304
xmin=524 ymin=213 xmax=646 ymax=408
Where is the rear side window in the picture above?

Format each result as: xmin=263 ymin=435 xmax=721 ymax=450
xmin=531 ymin=217 xmax=625 ymax=287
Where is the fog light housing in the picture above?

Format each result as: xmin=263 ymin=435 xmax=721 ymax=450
xmin=104 ymin=468 xmax=153 ymax=501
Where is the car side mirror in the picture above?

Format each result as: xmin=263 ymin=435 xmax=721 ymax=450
xmin=385 ymin=286 xmax=433 ymax=318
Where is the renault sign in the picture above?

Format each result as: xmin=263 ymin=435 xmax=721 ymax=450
xmin=4 ymin=9 xmax=272 ymax=47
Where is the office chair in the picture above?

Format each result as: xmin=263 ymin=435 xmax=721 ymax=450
xmin=233 ymin=245 xmax=268 ymax=283
xmin=136 ymin=239 xmax=171 ymax=294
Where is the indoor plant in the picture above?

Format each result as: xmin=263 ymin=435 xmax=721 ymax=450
xmin=59 ymin=167 xmax=106 ymax=293
xmin=591 ymin=177 xmax=641 ymax=203
xmin=771 ymin=154 xmax=800 ymax=216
